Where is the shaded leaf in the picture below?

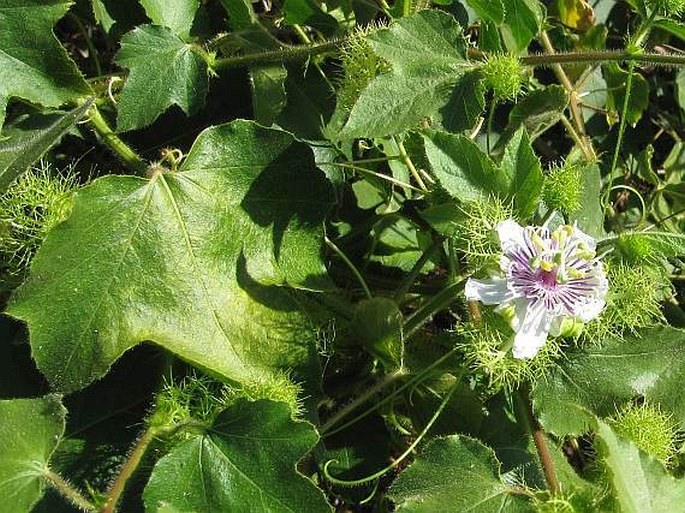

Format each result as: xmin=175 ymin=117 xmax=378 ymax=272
xmin=8 ymin=120 xmax=334 ymax=393
xmin=500 ymin=0 xmax=542 ymax=53
xmin=0 ymin=0 xmax=91 ymax=131
xmin=496 ymin=85 xmax=568 ymax=151
xmin=500 ymin=127 xmax=543 ymax=218
xmin=143 ymin=399 xmax=331 ymax=513
xmin=423 ymin=130 xmax=507 ymax=202
xmin=466 ymin=0 xmax=505 ymax=24
xmin=140 ymin=0 xmax=200 ymax=39
xmin=350 ymin=297 xmax=403 ymax=369
xmin=532 ymin=326 xmax=685 ymax=436
xmin=596 ymin=421 xmax=685 ymax=513
xmin=568 ymin=163 xmax=604 ymax=238
xmin=389 ymin=435 xmax=533 ymax=512
xmin=340 ymin=11 xmax=478 ymax=138
xmin=0 ymin=100 xmax=92 ymax=193
xmin=0 ymin=395 xmax=66 ymax=513
xmin=115 ymin=25 xmax=209 ymax=132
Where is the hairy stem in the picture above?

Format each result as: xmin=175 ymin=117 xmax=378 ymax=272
xmin=43 ymin=469 xmax=96 ymax=512
xmin=87 ymin=105 xmax=147 ymax=175
xmin=519 ymin=50 xmax=685 ymax=67
xmin=213 ymin=39 xmax=343 ymax=70
xmin=100 ymin=428 xmax=156 ymax=513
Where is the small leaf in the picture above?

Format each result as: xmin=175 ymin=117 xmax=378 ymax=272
xmin=115 ymin=25 xmax=209 ymax=132
xmin=0 ymin=395 xmax=66 ymax=513
xmin=0 ymin=100 xmax=92 ymax=193
xmin=0 ymin=0 xmax=91 ymax=131
xmin=340 ymin=11 xmax=479 ymax=138
xmin=500 ymin=0 xmax=542 ymax=53
xmin=466 ymin=0 xmax=506 ymax=24
xmin=422 ymin=130 xmax=507 ymax=202
xmin=596 ymin=421 xmax=685 ymax=513
xmin=140 ymin=0 xmax=200 ymax=39
xmin=8 ymin=120 xmax=334 ymax=392
xmin=350 ymin=297 xmax=403 ymax=369
xmin=143 ymin=399 xmax=331 ymax=513
xmin=389 ymin=435 xmax=533 ymax=512
xmin=557 ymin=0 xmax=596 ymax=31
xmin=568 ymin=163 xmax=604 ymax=238
xmin=532 ymin=326 xmax=685 ymax=436
xmin=496 ymin=85 xmax=568 ymax=151
xmin=500 ymin=127 xmax=543 ymax=219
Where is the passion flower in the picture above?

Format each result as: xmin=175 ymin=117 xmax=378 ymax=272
xmin=465 ymin=220 xmax=608 ymax=359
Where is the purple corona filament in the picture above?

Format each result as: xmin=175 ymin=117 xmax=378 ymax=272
xmin=465 ymin=220 xmax=608 ymax=359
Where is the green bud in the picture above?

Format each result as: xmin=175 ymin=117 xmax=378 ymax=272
xmin=480 ymin=54 xmax=524 ymax=101
xmin=543 ymin=163 xmax=583 ymax=215
xmin=614 ymin=233 xmax=657 ymax=265
xmin=610 ymin=402 xmax=678 ymax=465
xmin=457 ymin=196 xmax=512 ymax=273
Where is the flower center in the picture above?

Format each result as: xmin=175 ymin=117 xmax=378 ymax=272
xmin=535 ymin=268 xmax=558 ymax=289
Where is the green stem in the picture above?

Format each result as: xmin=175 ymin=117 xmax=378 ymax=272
xmin=43 ymin=469 xmax=96 ymax=512
xmin=321 ymin=161 xmax=422 ymax=192
xmin=320 ymin=370 xmax=406 ymax=434
xmin=609 ymin=60 xmax=636 ymax=177
xmin=486 ymin=99 xmax=495 ymax=155
xmin=518 ymin=50 xmax=685 ymax=67
xmin=395 ymin=137 xmax=428 ymax=192
xmin=87 ymin=106 xmax=147 ymax=175
xmin=393 ymin=238 xmax=442 ymax=303
xmin=404 ymin=278 xmax=467 ymax=338
xmin=100 ymin=428 xmax=156 ymax=513
xmin=321 ymin=346 xmax=461 ymax=437
xmin=324 ymin=370 xmax=465 ymax=486
xmin=213 ymin=39 xmax=343 ymax=70
xmin=325 ymin=235 xmax=372 ymax=299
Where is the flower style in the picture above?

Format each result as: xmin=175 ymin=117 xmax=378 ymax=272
xmin=465 ymin=220 xmax=608 ymax=359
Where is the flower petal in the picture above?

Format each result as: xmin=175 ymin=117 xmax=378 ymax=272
xmin=496 ymin=219 xmax=526 ymax=253
xmin=465 ymin=277 xmax=512 ymax=305
xmin=512 ymin=302 xmax=553 ymax=359
xmin=577 ymin=297 xmax=606 ymax=322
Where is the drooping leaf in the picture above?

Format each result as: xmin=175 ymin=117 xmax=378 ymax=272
xmin=532 ymin=326 xmax=685 ymax=436
xmin=466 ymin=0 xmax=505 ymax=24
xmin=340 ymin=11 xmax=479 ymax=138
xmin=500 ymin=0 xmax=542 ymax=53
xmin=496 ymin=85 xmax=568 ymax=151
xmin=0 ymin=395 xmax=66 ymax=513
xmin=114 ymin=25 xmax=209 ymax=132
xmin=0 ymin=0 xmax=91 ymax=131
xmin=568 ymin=163 xmax=604 ymax=238
xmin=143 ymin=399 xmax=331 ymax=513
xmin=349 ymin=297 xmax=403 ymax=369
xmin=389 ymin=435 xmax=533 ymax=512
xmin=0 ymin=100 xmax=92 ymax=193
xmin=140 ymin=0 xmax=200 ymax=39
xmin=596 ymin=421 xmax=685 ymax=513
xmin=7 ymin=120 xmax=334 ymax=393
xmin=500 ymin=127 xmax=543 ymax=218
xmin=422 ymin=130 xmax=508 ymax=202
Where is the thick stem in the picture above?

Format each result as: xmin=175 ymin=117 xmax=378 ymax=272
xmin=87 ymin=106 xmax=147 ymax=175
xmin=213 ymin=39 xmax=343 ymax=70
xmin=516 ymin=391 xmax=561 ymax=494
xmin=43 ymin=469 xmax=96 ymax=512
xmin=519 ymin=50 xmax=685 ymax=67
xmin=100 ymin=428 xmax=156 ymax=513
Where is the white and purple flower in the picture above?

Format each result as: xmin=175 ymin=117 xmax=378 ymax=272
xmin=465 ymin=220 xmax=608 ymax=359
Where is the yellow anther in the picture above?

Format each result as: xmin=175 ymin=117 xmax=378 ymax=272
xmin=540 ymin=260 xmax=555 ymax=272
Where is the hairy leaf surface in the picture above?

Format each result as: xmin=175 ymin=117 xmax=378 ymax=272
xmin=143 ymin=399 xmax=331 ymax=513
xmin=0 ymin=0 xmax=91 ymax=131
xmin=115 ymin=25 xmax=209 ymax=131
xmin=8 ymin=120 xmax=334 ymax=392
xmin=0 ymin=395 xmax=66 ymax=513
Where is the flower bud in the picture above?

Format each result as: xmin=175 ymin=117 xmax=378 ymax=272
xmin=543 ymin=163 xmax=583 ymax=215
xmin=480 ymin=54 xmax=524 ymax=101
xmin=610 ymin=402 xmax=678 ymax=465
